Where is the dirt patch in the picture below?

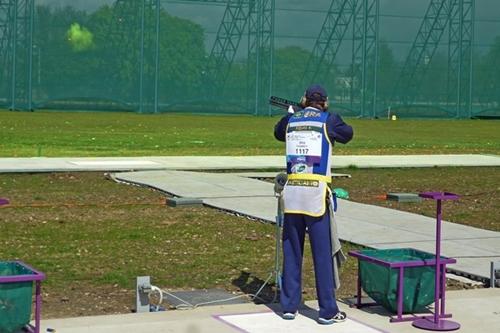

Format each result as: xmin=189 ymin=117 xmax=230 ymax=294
xmin=41 ymin=285 xmax=135 ymax=318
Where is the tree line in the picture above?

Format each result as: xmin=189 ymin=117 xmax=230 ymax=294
xmin=20 ymin=4 xmax=500 ymax=112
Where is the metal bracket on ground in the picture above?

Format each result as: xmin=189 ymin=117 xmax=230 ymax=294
xmin=491 ymin=262 xmax=500 ymax=288
xmin=136 ymin=276 xmax=151 ymax=313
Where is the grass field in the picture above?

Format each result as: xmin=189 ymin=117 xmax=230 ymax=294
xmin=1 ymin=167 xmax=497 ymax=318
xmin=0 ymin=172 xmax=360 ymax=318
xmin=1 ymin=110 xmax=499 ymax=156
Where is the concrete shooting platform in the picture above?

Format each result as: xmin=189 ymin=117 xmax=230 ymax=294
xmin=37 ymin=289 xmax=500 ymax=333
xmin=111 ymin=169 xmax=500 ymax=282
xmin=0 ymin=154 xmax=499 ymax=173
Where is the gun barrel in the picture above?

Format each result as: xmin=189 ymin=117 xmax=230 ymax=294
xmin=269 ymin=96 xmax=301 ymax=111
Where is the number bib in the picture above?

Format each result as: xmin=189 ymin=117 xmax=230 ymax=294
xmin=287 ymin=131 xmax=322 ymax=156
xmin=286 ymin=125 xmax=323 ymax=174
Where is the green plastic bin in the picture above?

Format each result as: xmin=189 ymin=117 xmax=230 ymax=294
xmin=357 ymin=248 xmax=444 ymax=314
xmin=0 ymin=262 xmax=35 ymax=333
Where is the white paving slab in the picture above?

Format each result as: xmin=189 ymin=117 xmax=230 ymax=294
xmin=0 ymin=154 xmax=499 ymax=173
xmin=69 ymin=160 xmax=161 ymax=167
xmin=113 ymin=170 xmax=274 ymax=199
xmin=216 ymin=311 xmax=384 ymax=333
xmin=112 ymin=170 xmax=500 ymax=281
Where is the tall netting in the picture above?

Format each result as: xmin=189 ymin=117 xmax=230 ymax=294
xmin=0 ymin=0 xmax=499 ymax=117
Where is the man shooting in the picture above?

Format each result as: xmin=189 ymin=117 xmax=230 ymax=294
xmin=273 ymin=84 xmax=353 ymax=325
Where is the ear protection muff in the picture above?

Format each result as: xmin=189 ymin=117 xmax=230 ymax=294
xmin=299 ymin=92 xmax=307 ymax=108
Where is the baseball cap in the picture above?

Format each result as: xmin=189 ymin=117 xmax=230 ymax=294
xmin=305 ymin=84 xmax=328 ymax=102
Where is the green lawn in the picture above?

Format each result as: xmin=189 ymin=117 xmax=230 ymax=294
xmin=1 ymin=109 xmax=498 ymax=318
xmin=1 ymin=110 xmax=499 ymax=156
xmin=2 ymin=167 xmax=497 ymax=318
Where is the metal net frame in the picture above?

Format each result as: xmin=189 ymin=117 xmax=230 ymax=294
xmin=0 ymin=0 xmax=499 ymax=118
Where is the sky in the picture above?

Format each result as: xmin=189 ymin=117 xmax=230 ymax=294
xmin=38 ymin=0 xmax=500 ymax=61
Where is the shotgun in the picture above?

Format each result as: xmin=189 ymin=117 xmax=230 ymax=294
xmin=269 ymin=96 xmax=302 ymax=113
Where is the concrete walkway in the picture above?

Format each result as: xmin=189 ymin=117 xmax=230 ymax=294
xmin=111 ymin=170 xmax=500 ymax=281
xmin=37 ymin=289 xmax=500 ymax=333
xmin=0 ymin=154 xmax=499 ymax=173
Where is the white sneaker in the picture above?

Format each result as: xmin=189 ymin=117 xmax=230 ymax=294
xmin=282 ymin=311 xmax=298 ymax=320
xmin=318 ymin=311 xmax=347 ymax=325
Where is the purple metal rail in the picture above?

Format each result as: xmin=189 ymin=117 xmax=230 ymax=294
xmin=349 ymin=191 xmax=461 ymax=332
xmin=0 ymin=261 xmax=46 ymax=333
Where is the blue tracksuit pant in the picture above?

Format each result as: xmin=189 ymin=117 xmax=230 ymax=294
xmin=280 ymin=212 xmax=339 ymax=319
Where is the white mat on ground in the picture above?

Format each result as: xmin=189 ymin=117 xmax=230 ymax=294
xmin=215 ymin=311 xmax=386 ymax=333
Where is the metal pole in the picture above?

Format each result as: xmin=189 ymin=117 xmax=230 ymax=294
xmin=11 ymin=0 xmax=18 ymax=109
xmin=37 ymin=46 xmax=40 ymax=85
xmin=246 ymin=1 xmax=255 ymax=114
xmin=356 ymin=261 xmax=362 ymax=306
xmin=372 ymin=0 xmax=380 ymax=118
xmin=446 ymin=0 xmax=453 ymax=110
xmin=492 ymin=262 xmax=499 ymax=288
xmin=267 ymin=0 xmax=275 ymax=116
xmin=397 ymin=267 xmax=405 ymax=320
xmin=440 ymin=263 xmax=446 ymax=316
xmin=456 ymin=0 xmax=464 ymax=118
xmin=28 ymin=0 xmax=34 ymax=110
xmin=139 ymin=0 xmax=146 ymax=113
xmin=350 ymin=0 xmax=357 ymax=111
xmin=253 ymin=189 xmax=283 ymax=302
xmin=154 ymin=0 xmax=161 ymax=114
xmin=361 ymin=0 xmax=368 ymax=118
xmin=433 ymin=199 xmax=442 ymax=324
xmin=468 ymin=0 xmax=475 ymax=118
xmin=35 ymin=281 xmax=41 ymax=333
xmin=254 ymin=0 xmax=261 ymax=116
xmin=273 ymin=192 xmax=282 ymax=299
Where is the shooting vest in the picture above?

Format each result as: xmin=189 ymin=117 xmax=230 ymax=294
xmin=283 ymin=107 xmax=332 ymax=217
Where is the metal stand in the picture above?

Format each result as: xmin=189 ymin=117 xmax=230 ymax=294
xmin=413 ymin=192 xmax=460 ymax=331
xmin=136 ymin=276 xmax=152 ymax=313
xmin=253 ymin=184 xmax=284 ymax=303
xmin=491 ymin=261 xmax=500 ymax=288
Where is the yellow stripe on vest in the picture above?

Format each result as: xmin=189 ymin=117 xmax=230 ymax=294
xmin=288 ymin=173 xmax=332 ymax=183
